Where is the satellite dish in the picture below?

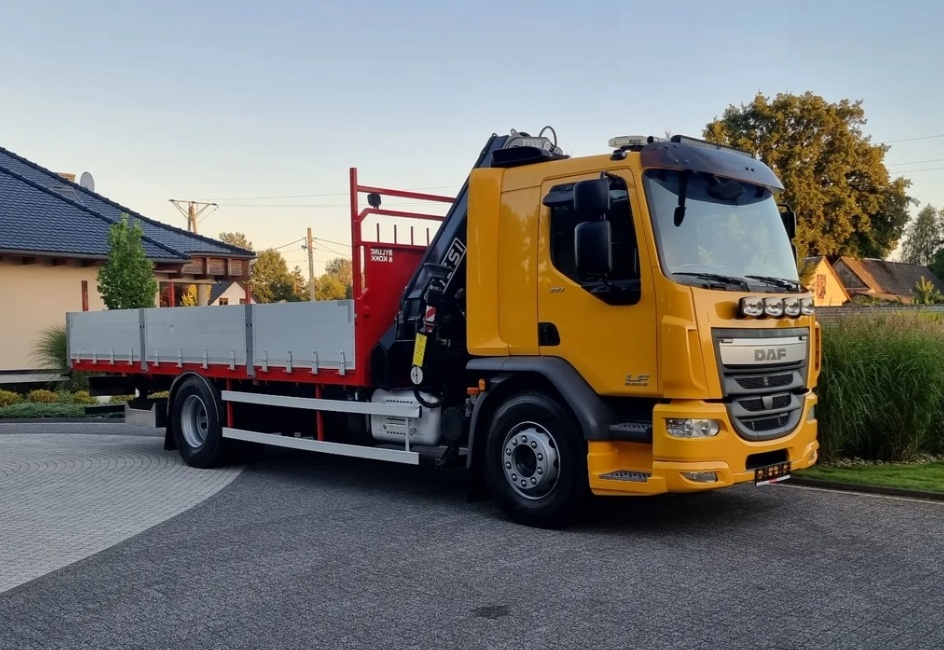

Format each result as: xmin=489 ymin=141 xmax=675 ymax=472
xmin=79 ymin=171 xmax=95 ymax=192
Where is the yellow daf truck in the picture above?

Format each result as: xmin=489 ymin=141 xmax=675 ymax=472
xmin=70 ymin=129 xmax=819 ymax=529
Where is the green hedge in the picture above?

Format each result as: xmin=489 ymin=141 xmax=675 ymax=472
xmin=816 ymin=311 xmax=944 ymax=462
xmin=0 ymin=403 xmax=86 ymax=419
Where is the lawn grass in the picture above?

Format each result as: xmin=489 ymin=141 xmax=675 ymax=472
xmin=796 ymin=461 xmax=944 ymax=494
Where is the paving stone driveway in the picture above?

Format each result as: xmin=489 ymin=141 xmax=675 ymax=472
xmin=0 ymin=432 xmax=242 ymax=593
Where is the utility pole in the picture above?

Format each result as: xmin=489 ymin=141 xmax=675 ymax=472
xmin=169 ymin=199 xmax=217 ymax=234
xmin=306 ymin=227 xmax=316 ymax=301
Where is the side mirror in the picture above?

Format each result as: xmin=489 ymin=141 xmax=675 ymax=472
xmin=575 ymin=221 xmax=613 ymax=276
xmin=778 ymin=203 xmax=797 ymax=239
xmin=574 ymin=178 xmax=610 ymax=214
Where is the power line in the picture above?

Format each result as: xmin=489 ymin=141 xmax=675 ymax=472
xmin=884 ymin=134 xmax=944 ymax=143
xmin=887 ymin=158 xmax=944 ymax=167
xmin=168 ymin=199 xmax=218 ymax=233
xmin=271 ymin=237 xmax=305 ymax=250
xmin=312 ymin=236 xmax=351 ymax=248
xmin=202 ymin=183 xmax=460 ymax=202
xmin=900 ymin=166 xmax=944 ymax=173
xmin=214 ymin=201 xmax=444 ymax=209
xmin=312 ymin=241 xmax=349 ymax=257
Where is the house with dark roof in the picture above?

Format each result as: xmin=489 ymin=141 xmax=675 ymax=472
xmin=0 ymin=144 xmax=255 ymax=384
xmin=801 ymin=256 xmax=850 ymax=307
xmin=832 ymin=256 xmax=944 ymax=303
xmin=208 ymin=280 xmax=255 ymax=306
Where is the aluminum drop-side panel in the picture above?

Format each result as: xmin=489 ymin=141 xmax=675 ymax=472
xmin=67 ymin=309 xmax=142 ymax=364
xmin=251 ymin=300 xmax=355 ymax=371
xmin=145 ymin=306 xmax=247 ymax=366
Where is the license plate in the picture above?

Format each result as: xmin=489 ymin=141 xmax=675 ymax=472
xmin=754 ymin=461 xmax=791 ymax=485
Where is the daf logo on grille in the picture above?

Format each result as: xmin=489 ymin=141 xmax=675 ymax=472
xmin=755 ymin=348 xmax=788 ymax=361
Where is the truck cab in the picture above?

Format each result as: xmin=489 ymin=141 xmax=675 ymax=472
xmin=462 ymin=134 xmax=819 ymax=525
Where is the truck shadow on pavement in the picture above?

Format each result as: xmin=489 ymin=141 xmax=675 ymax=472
xmin=239 ymin=446 xmax=785 ymax=534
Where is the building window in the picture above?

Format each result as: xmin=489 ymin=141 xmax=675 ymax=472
xmin=815 ymin=274 xmax=826 ymax=299
xmin=239 ymin=298 xmax=246 ymax=305
xmin=219 ymin=298 xmax=229 ymax=305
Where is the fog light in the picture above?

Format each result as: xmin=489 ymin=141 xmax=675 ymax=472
xmin=666 ymin=418 xmax=720 ymax=438
xmin=739 ymin=296 xmax=764 ymax=317
xmin=800 ymin=296 xmax=815 ymax=315
xmin=783 ymin=297 xmax=801 ymax=317
xmin=764 ymin=297 xmax=784 ymax=317
xmin=682 ymin=471 xmax=718 ymax=483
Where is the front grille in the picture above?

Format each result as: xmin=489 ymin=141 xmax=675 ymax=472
xmin=741 ymin=412 xmax=791 ymax=432
xmin=713 ymin=327 xmax=810 ymax=442
xmin=735 ymin=374 xmax=793 ymax=390
xmin=738 ymin=394 xmax=791 ymax=413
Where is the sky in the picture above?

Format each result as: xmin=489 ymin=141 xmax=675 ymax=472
xmin=2 ymin=0 xmax=943 ymax=272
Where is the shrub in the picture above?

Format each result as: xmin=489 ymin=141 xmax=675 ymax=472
xmin=31 ymin=323 xmax=90 ymax=392
xmin=27 ymin=389 xmax=59 ymax=404
xmin=816 ymin=311 xmax=944 ymax=462
xmin=0 ymin=390 xmax=22 ymax=407
xmin=70 ymin=391 xmax=98 ymax=405
xmin=0 ymin=403 xmax=86 ymax=419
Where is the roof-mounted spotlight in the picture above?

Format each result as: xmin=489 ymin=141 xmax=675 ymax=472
xmin=367 ymin=192 xmax=382 ymax=208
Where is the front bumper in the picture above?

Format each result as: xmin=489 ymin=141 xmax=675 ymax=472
xmin=587 ymin=392 xmax=819 ymax=496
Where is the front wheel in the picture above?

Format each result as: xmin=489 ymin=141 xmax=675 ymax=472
xmin=484 ymin=391 xmax=589 ymax=529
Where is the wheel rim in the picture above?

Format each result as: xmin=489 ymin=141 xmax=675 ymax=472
xmin=180 ymin=395 xmax=210 ymax=449
xmin=500 ymin=421 xmax=560 ymax=500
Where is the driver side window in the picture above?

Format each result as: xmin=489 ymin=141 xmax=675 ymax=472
xmin=545 ymin=179 xmax=639 ymax=285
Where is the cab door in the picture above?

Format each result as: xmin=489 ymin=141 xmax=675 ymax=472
xmin=536 ymin=169 xmax=658 ymax=397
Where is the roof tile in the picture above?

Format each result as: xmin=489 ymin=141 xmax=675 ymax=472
xmin=0 ymin=167 xmax=188 ymax=261
xmin=0 ymin=145 xmax=253 ymax=259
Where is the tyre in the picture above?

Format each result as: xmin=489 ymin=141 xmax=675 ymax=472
xmin=171 ymin=375 xmax=228 ymax=469
xmin=484 ymin=391 xmax=589 ymax=529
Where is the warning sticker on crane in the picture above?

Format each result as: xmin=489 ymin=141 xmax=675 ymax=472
xmin=412 ymin=332 xmax=428 ymax=368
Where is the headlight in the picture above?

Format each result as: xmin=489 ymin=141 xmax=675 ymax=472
xmin=783 ymin=297 xmax=801 ymax=317
xmin=666 ymin=418 xmax=721 ymax=438
xmin=800 ymin=297 xmax=815 ymax=315
xmin=739 ymin=297 xmax=764 ymax=317
xmin=764 ymin=297 xmax=784 ymax=318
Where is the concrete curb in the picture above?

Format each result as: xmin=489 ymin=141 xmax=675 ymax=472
xmin=788 ymin=476 xmax=944 ymax=502
xmin=0 ymin=417 xmax=125 ymax=425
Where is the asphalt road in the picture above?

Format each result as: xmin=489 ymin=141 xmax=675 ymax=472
xmin=2 ymin=422 xmax=943 ymax=649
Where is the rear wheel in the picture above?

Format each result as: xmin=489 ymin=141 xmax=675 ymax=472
xmin=484 ymin=391 xmax=589 ymax=529
xmin=171 ymin=376 xmax=228 ymax=468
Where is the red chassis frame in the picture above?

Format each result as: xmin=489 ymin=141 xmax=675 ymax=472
xmin=71 ymin=168 xmax=455 ymax=393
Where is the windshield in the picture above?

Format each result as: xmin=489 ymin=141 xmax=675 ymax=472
xmin=642 ymin=169 xmax=800 ymax=291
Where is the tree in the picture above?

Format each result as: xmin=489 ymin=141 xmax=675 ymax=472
xmin=901 ymin=204 xmax=942 ymax=267
xmin=703 ymin=91 xmax=916 ymax=260
xmin=97 ymin=213 xmax=159 ymax=309
xmin=912 ymin=276 xmax=944 ymax=304
xmin=314 ymin=257 xmax=353 ymax=300
xmin=291 ymin=266 xmax=309 ymax=299
xmin=250 ymin=248 xmax=304 ymax=303
xmin=218 ymin=231 xmax=253 ymax=251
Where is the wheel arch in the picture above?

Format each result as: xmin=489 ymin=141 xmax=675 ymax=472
xmin=465 ymin=356 xmax=614 ymax=474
